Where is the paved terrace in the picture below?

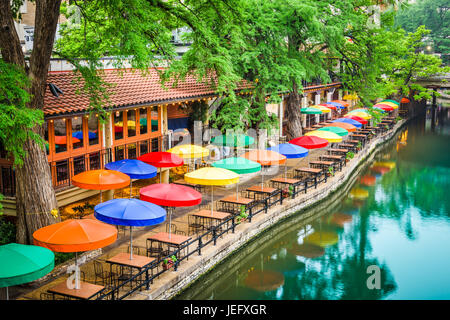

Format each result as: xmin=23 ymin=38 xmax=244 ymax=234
xmin=11 ymin=119 xmax=403 ymax=301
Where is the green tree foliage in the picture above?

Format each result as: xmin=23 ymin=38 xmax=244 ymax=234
xmin=395 ymin=0 xmax=449 ymax=65
xmin=0 ymin=60 xmax=44 ymax=166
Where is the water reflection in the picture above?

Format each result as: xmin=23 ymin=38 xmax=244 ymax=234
xmin=176 ymin=110 xmax=450 ymax=300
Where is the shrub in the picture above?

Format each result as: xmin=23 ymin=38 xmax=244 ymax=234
xmin=0 ymin=217 xmax=16 ymax=245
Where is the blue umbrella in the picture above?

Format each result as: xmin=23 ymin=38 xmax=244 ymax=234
xmin=332 ymin=118 xmax=362 ymax=128
xmin=72 ymin=131 xmax=97 ymax=140
xmin=267 ymin=143 xmax=308 ymax=179
xmin=267 ymin=143 xmax=308 ymax=159
xmin=95 ymin=198 xmax=166 ymax=259
xmin=105 ymin=159 xmax=157 ymax=198
xmin=327 ymin=102 xmax=345 ymax=109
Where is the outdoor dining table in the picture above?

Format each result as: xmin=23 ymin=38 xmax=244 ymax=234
xmin=309 ymin=160 xmax=339 ymax=173
xmin=218 ymin=194 xmax=256 ymax=215
xmin=328 ymin=148 xmax=349 ymax=156
xmin=319 ymin=155 xmax=345 ymax=170
xmin=47 ymin=281 xmax=105 ymax=300
xmin=350 ymin=134 xmax=367 ymax=146
xmin=245 ymin=185 xmax=279 ymax=207
xmin=294 ymin=167 xmax=325 ymax=189
xmin=105 ymin=252 xmax=156 ymax=288
xmin=146 ymin=232 xmax=192 ymax=261
xmin=269 ymin=177 xmax=306 ymax=196
xmin=190 ymin=210 xmax=231 ymax=233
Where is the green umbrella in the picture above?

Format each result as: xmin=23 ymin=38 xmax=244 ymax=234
xmin=0 ymin=243 xmax=55 ymax=300
xmin=380 ymin=99 xmax=400 ymax=106
xmin=211 ymin=134 xmax=255 ymax=147
xmin=317 ymin=126 xmax=349 ymax=137
xmin=212 ymin=157 xmax=261 ymax=199
xmin=300 ymin=107 xmax=322 ymax=114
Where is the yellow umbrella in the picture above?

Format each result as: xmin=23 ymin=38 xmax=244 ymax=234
xmin=378 ymin=101 xmax=398 ymax=109
xmin=115 ymin=121 xmax=137 ymax=128
xmin=347 ymin=111 xmax=372 ymax=120
xmin=305 ymin=130 xmax=342 ymax=143
xmin=349 ymin=187 xmax=369 ymax=200
xmin=185 ymin=167 xmax=239 ymax=215
xmin=304 ymin=231 xmax=339 ymax=247
xmin=167 ymin=144 xmax=210 ymax=159
xmin=310 ymin=105 xmax=331 ymax=113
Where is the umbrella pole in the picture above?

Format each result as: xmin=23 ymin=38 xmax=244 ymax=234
xmin=211 ymin=186 xmax=214 ymax=216
xmin=169 ymin=207 xmax=172 ymax=240
xmin=100 ymin=190 xmax=103 ymax=203
xmin=129 ymin=180 xmax=133 ymax=199
xmin=75 ymin=252 xmax=80 ymax=290
xmin=236 ymin=182 xmax=239 ymax=201
xmin=129 ymin=226 xmax=133 ymax=260
xmin=6 ymin=287 xmax=8 ymax=301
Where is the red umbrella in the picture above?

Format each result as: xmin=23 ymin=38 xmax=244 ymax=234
xmin=140 ymin=183 xmax=202 ymax=207
xmin=344 ymin=115 xmax=368 ymax=125
xmin=374 ymin=104 xmax=394 ymax=111
xmin=140 ymin=183 xmax=202 ymax=239
xmin=138 ymin=152 xmax=184 ymax=168
xmin=319 ymin=103 xmax=337 ymax=110
xmin=138 ymin=152 xmax=184 ymax=183
xmin=371 ymin=166 xmax=390 ymax=174
xmin=401 ymin=97 xmax=410 ymax=103
xmin=289 ymin=136 xmax=329 ymax=149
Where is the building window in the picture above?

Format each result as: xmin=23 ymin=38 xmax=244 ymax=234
xmin=115 ymin=145 xmax=125 ymax=161
xmin=139 ymin=108 xmax=148 ymax=135
xmin=71 ymin=117 xmax=84 ymax=150
xmin=151 ymin=138 xmax=159 ymax=152
xmin=114 ymin=111 xmax=124 ymax=140
xmin=128 ymin=143 xmax=137 ymax=159
xmin=88 ymin=116 xmax=99 ymax=146
xmin=55 ymin=159 xmax=70 ymax=186
xmin=73 ymin=156 xmax=86 ymax=175
xmin=127 ymin=110 xmax=136 ymax=137
xmin=89 ymin=152 xmax=101 ymax=170
xmin=139 ymin=140 xmax=149 ymax=155
xmin=151 ymin=106 xmax=159 ymax=132
xmin=54 ymin=118 xmax=67 ymax=153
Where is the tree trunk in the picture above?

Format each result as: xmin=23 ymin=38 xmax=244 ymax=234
xmin=285 ymin=81 xmax=303 ymax=141
xmin=0 ymin=0 xmax=62 ymax=244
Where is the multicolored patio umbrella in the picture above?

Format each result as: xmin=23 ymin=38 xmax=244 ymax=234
xmin=54 ymin=135 xmax=80 ymax=145
xmin=324 ymin=122 xmax=356 ymax=132
xmin=184 ymin=167 xmax=239 ymax=215
xmin=267 ymin=143 xmax=309 ymax=178
xmin=105 ymin=159 xmax=157 ymax=198
xmin=140 ymin=183 xmax=202 ymax=238
xmin=344 ymin=115 xmax=368 ymax=125
xmin=289 ymin=136 xmax=329 ymax=149
xmin=380 ymin=99 xmax=400 ymax=106
xmin=305 ymin=130 xmax=342 ymax=143
xmin=94 ymin=198 xmax=166 ymax=259
xmin=72 ymin=169 xmax=131 ymax=202
xmin=0 ymin=243 xmax=54 ymax=300
xmin=347 ymin=111 xmax=372 ymax=120
xmin=310 ymin=105 xmax=331 ymax=113
xmin=241 ymin=150 xmax=287 ymax=188
xmin=33 ymin=219 xmax=117 ymax=289
xmin=374 ymin=104 xmax=395 ymax=112
xmin=332 ymin=117 xmax=363 ymax=128
xmin=331 ymin=100 xmax=350 ymax=107
xmin=300 ymin=107 xmax=322 ymax=114
xmin=138 ymin=151 xmax=184 ymax=183
xmin=378 ymin=101 xmax=398 ymax=109
xmin=212 ymin=157 xmax=261 ymax=198
xmin=167 ymin=144 xmax=209 ymax=159
xmin=72 ymin=131 xmax=97 ymax=140
xmin=318 ymin=103 xmax=337 ymax=110
xmin=317 ymin=126 xmax=349 ymax=137
xmin=327 ymin=101 xmax=345 ymax=109
xmin=211 ymin=133 xmax=255 ymax=147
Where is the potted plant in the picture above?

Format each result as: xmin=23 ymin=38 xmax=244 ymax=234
xmin=282 ymin=185 xmax=294 ymax=198
xmin=327 ymin=166 xmax=335 ymax=177
xmin=162 ymin=255 xmax=177 ymax=270
xmin=236 ymin=206 xmax=248 ymax=224
xmin=346 ymin=151 xmax=355 ymax=162
xmin=71 ymin=202 xmax=95 ymax=219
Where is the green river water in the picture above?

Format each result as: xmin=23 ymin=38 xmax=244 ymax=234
xmin=175 ymin=110 xmax=450 ymax=300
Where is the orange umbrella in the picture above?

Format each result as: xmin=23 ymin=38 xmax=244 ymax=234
xmin=360 ymin=175 xmax=376 ymax=186
xmin=241 ymin=150 xmax=286 ymax=166
xmin=324 ymin=122 xmax=356 ymax=132
xmin=241 ymin=150 xmax=286 ymax=188
xmin=72 ymin=169 xmax=130 ymax=202
xmin=401 ymin=97 xmax=410 ymax=103
xmin=54 ymin=135 xmax=80 ymax=145
xmin=33 ymin=219 xmax=117 ymax=290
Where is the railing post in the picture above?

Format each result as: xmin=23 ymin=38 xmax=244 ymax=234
xmin=248 ymin=206 xmax=253 ymax=222
xmin=232 ymin=216 xmax=236 ymax=233
xmin=198 ymin=237 xmax=202 ymax=256
xmin=213 ymin=227 xmax=217 ymax=246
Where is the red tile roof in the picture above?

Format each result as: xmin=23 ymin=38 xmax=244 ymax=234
xmin=44 ymin=68 xmax=252 ymax=116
